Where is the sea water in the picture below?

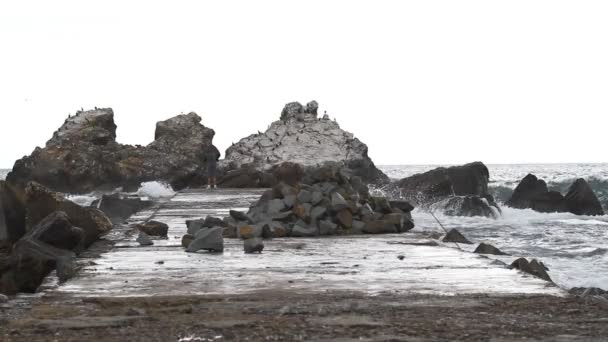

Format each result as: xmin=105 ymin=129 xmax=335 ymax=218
xmin=379 ymin=164 xmax=608 ymax=290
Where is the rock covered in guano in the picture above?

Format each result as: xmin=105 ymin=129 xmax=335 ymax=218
xmin=220 ymin=101 xmax=389 ymax=186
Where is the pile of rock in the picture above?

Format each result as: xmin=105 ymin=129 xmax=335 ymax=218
xmin=219 ymin=101 xmax=389 ymax=187
xmin=0 ymin=182 xmax=112 ymax=295
xmin=234 ymin=162 xmax=413 ymax=239
xmin=506 ymin=174 xmax=604 ymax=216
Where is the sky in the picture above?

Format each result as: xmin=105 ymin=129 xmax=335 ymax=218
xmin=0 ymin=1 xmax=607 ymax=168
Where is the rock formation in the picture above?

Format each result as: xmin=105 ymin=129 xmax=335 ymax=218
xmin=393 ymin=162 xmax=500 ymax=218
xmin=7 ymin=108 xmax=215 ymax=193
xmin=220 ymin=101 xmax=389 ymax=187
xmin=506 ymin=174 xmax=604 ymax=216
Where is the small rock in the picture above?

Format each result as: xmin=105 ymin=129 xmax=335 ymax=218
xmin=474 ymin=242 xmax=508 ymax=255
xmin=244 ymin=238 xmax=264 ymax=253
xmin=136 ymin=221 xmax=168 ymax=237
xmin=136 ymin=232 xmax=154 ymax=246
xmin=397 ymin=255 xmax=405 ymax=260
xmin=155 ymin=261 xmax=164 ymax=265
xmin=442 ymin=229 xmax=473 ymax=244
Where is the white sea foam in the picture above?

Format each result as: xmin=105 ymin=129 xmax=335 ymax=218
xmin=137 ymin=181 xmax=176 ymax=199
xmin=65 ymin=194 xmax=99 ymax=207
xmin=0 ymin=169 xmax=9 ymax=181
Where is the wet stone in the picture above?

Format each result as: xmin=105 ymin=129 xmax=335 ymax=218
xmin=136 ymin=232 xmax=154 ymax=246
xmin=442 ymin=229 xmax=473 ymax=244
xmin=331 ymin=192 xmax=349 ymax=211
xmin=229 ymin=210 xmax=253 ymax=223
xmin=291 ymin=224 xmax=317 ymax=237
xmin=136 ymin=221 xmax=168 ymax=237
xmin=181 ymin=234 xmax=194 ymax=248
xmin=187 ymin=227 xmax=224 ymax=253
xmin=336 ymin=209 xmax=353 ymax=228
xmin=244 ymin=238 xmax=264 ymax=253
xmin=474 ymin=243 xmax=508 ymax=255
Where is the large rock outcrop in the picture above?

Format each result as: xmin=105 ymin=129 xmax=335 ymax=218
xmin=393 ymin=162 xmax=500 ymax=218
xmin=506 ymin=175 xmax=604 ymax=216
xmin=220 ymin=101 xmax=388 ymax=187
xmin=7 ymin=108 xmax=215 ymax=193
xmin=0 ymin=181 xmax=26 ymax=248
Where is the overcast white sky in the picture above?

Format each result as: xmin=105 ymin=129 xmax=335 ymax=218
xmin=1 ymin=1 xmax=607 ymax=168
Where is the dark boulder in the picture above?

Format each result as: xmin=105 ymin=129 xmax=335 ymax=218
xmin=92 ymin=194 xmax=152 ymax=225
xmin=273 ymin=162 xmax=304 ymax=187
xmin=389 ymin=200 xmax=414 ymax=213
xmin=506 ymin=175 xmax=604 ymax=215
xmin=217 ymin=166 xmax=276 ymax=188
xmin=0 ymin=181 xmax=26 ymax=246
xmin=396 ymin=162 xmax=490 ymax=202
xmin=243 ymin=238 xmax=264 ymax=253
xmin=5 ymin=238 xmax=76 ymax=294
xmin=564 ymin=179 xmax=604 ymax=216
xmin=442 ymin=229 xmax=473 ymax=244
xmin=136 ymin=221 xmax=168 ymax=237
xmin=474 ymin=243 xmax=508 ymax=255
xmin=509 ymin=258 xmax=552 ymax=282
xmin=28 ymin=211 xmax=84 ymax=252
xmin=24 ymin=182 xmax=112 ymax=247
xmin=506 ymin=174 xmax=568 ymax=213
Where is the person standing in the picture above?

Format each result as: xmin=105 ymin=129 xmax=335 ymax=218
xmin=203 ymin=144 xmax=220 ymax=189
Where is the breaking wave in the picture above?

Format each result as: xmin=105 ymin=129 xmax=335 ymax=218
xmin=137 ymin=181 xmax=176 ymax=199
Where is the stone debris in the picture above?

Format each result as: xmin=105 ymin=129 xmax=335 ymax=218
xmin=136 ymin=232 xmax=154 ymax=246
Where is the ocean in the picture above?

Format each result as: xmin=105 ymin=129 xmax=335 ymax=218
xmin=379 ymin=164 xmax=608 ymax=290
xmin=1 ymin=164 xmax=607 ymax=290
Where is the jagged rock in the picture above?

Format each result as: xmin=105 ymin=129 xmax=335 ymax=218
xmin=509 ymin=258 xmax=552 ymax=282
xmin=7 ymin=109 xmax=216 ymax=193
xmin=92 ymin=194 xmax=152 ymax=225
xmin=24 ymin=182 xmax=112 ymax=247
xmin=186 ymin=216 xmax=226 ymax=236
xmin=186 ymin=227 xmax=224 ymax=253
xmin=506 ymin=175 xmax=604 ymax=216
xmin=435 ymin=196 xmax=501 ymax=219
xmin=396 ymin=162 xmax=490 ymax=203
xmin=29 ymin=211 xmax=84 ymax=252
xmin=564 ymin=179 xmax=604 ymax=216
xmin=181 ymin=234 xmax=194 ymax=248
xmin=136 ymin=221 xmax=168 ymax=237
xmin=136 ymin=232 xmax=154 ymax=246
xmin=220 ymin=101 xmax=389 ymax=186
xmin=474 ymin=243 xmax=508 ymax=255
xmin=0 ymin=181 xmax=26 ymax=246
xmin=243 ymin=238 xmax=264 ymax=253
xmin=5 ymin=238 xmax=76 ymax=293
xmin=442 ymin=229 xmax=473 ymax=244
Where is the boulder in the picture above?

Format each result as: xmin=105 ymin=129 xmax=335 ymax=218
xmin=7 ymin=109 xmax=216 ymax=193
xmin=564 ymin=179 xmax=604 ymax=216
xmin=92 ymin=194 xmax=152 ymax=224
xmin=186 ymin=227 xmax=224 ymax=253
xmin=136 ymin=232 xmax=154 ymax=246
xmin=319 ymin=220 xmax=338 ymax=235
xmin=474 ymin=243 xmax=508 ymax=255
xmin=28 ymin=211 xmax=84 ymax=252
xmin=6 ymin=238 xmax=76 ymax=293
xmin=331 ymin=193 xmax=349 ymax=211
xmin=238 ymin=224 xmax=264 ymax=240
xmin=181 ymin=234 xmax=194 ymax=248
xmin=217 ymin=166 xmax=276 ymax=188
xmin=291 ymin=224 xmax=318 ymax=237
xmin=243 ymin=238 xmax=264 ymax=253
xmin=0 ymin=181 xmax=26 ymax=246
xmin=363 ymin=220 xmax=398 ymax=234
xmin=506 ymin=175 xmax=604 ymax=216
xmin=396 ymin=162 xmax=490 ymax=203
xmin=442 ymin=229 xmax=473 ymax=244
xmin=389 ymin=200 xmax=414 ymax=213
xmin=136 ymin=221 xmax=168 ymax=237
xmin=509 ymin=258 xmax=552 ymax=282
xmin=335 ymin=209 xmax=353 ymax=228
xmin=24 ymin=182 xmax=112 ymax=247
xmin=220 ymin=101 xmax=389 ymax=186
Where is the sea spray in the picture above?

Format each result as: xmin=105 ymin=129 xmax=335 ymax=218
xmin=137 ymin=181 xmax=176 ymax=199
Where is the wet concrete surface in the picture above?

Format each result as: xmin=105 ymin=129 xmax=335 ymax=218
xmin=50 ymin=189 xmax=562 ymax=298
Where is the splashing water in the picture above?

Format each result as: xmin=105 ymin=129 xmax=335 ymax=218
xmin=137 ymin=181 xmax=176 ymax=199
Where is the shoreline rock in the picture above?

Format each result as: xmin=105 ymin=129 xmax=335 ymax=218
xmin=219 ymin=101 xmax=389 ymax=187
xmin=7 ymin=108 xmax=216 ymax=193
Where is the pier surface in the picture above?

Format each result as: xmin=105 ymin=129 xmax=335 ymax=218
xmin=1 ymin=189 xmax=607 ymax=341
